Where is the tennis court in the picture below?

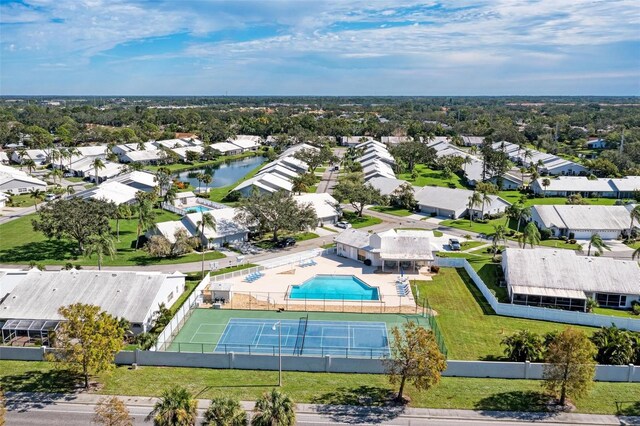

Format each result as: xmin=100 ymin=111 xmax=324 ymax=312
xmin=165 ymin=309 xmax=432 ymax=358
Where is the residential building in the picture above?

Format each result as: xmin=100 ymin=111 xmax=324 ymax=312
xmin=380 ymin=136 xmax=412 ymax=144
xmin=120 ymin=149 xmax=165 ymax=164
xmin=461 ymin=136 xmax=484 ymax=146
xmin=77 ymin=180 xmax=141 ymax=205
xmin=530 ymin=204 xmax=637 ymax=239
xmin=0 ymin=164 xmax=47 ymax=195
xmin=0 ymin=269 xmax=185 ymax=336
xmin=340 ymin=136 xmax=377 ymax=146
xmin=172 ymin=146 xmax=204 ymax=162
xmin=502 ymin=248 xmax=640 ymax=311
xmin=293 ymin=193 xmax=340 ymax=226
xmin=586 ymin=138 xmax=607 ymax=149
xmin=234 ymin=173 xmax=293 ymax=196
xmin=335 ymin=229 xmax=434 ymax=272
xmin=414 ymin=185 xmax=510 ymax=219
xmin=210 ymin=142 xmax=243 ymax=156
xmin=109 ymin=171 xmax=158 ymax=192
xmin=531 ymin=176 xmax=617 ymax=198
xmin=362 ymin=160 xmax=396 ymax=181
xmin=112 ymin=141 xmax=157 ymax=158
xmin=367 ymin=177 xmax=410 ymax=197
xmin=10 ymin=149 xmax=48 ymax=166
xmin=228 ymin=135 xmax=262 ymax=151
xmin=492 ymin=141 xmax=588 ymax=176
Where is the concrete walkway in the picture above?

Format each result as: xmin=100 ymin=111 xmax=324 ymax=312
xmin=5 ymin=392 xmax=638 ymax=425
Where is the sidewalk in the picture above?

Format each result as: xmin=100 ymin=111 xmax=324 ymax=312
xmin=5 ymin=392 xmax=639 ymax=425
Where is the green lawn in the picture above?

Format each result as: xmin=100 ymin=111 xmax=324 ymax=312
xmin=498 ymin=191 xmax=620 ymax=207
xmin=537 ymin=239 xmax=582 ymax=250
xmin=412 ymin=267 xmax=595 ymax=360
xmin=5 ymin=193 xmax=37 ymax=208
xmin=460 ymin=241 xmax=484 ymax=251
xmin=398 ymin=164 xmax=469 ymax=189
xmin=343 ymin=211 xmax=383 ymax=228
xmin=593 ymin=307 xmax=637 ymax=318
xmin=370 ymin=206 xmax=413 ymax=217
xmin=440 ymin=217 xmax=510 ymax=236
xmin=0 ymin=210 xmax=226 ymax=266
xmin=626 ymin=241 xmax=640 ymax=249
xmin=433 ymin=230 xmax=443 ymax=237
xmin=254 ymin=232 xmax=320 ymax=249
xmin=0 ymin=361 xmax=636 ymax=414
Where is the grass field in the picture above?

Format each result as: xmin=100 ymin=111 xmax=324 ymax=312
xmin=412 ymin=267 xmax=595 ymax=360
xmin=0 ymin=210 xmax=226 ymax=266
xmin=0 ymin=361 xmax=637 ymax=414
xmin=398 ymin=165 xmax=468 ymax=189
xmin=498 ymin=191 xmax=620 ymax=207
xmin=343 ymin=211 xmax=383 ymax=228
xmin=369 ymin=206 xmax=414 ymax=217
xmin=167 ymin=309 xmax=429 ymax=353
xmin=4 ymin=193 xmax=38 ymax=208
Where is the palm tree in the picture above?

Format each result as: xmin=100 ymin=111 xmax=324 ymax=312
xmin=29 ymin=189 xmax=45 ymax=212
xmin=291 ymin=175 xmax=308 ymax=195
xmin=154 ymin=170 xmax=172 ymax=197
xmin=628 ymin=205 xmax=640 ymax=241
xmin=197 ymin=212 xmax=216 ymax=279
xmin=134 ymin=191 xmax=156 ymax=250
xmin=65 ymin=185 xmax=75 ymax=198
xmin=479 ymin=191 xmax=492 ymax=220
xmin=467 ymin=191 xmax=482 ymax=224
xmin=58 ymin=148 xmax=69 ymax=170
xmin=203 ymin=397 xmax=248 ymax=426
xmin=93 ymin=158 xmax=106 ymax=184
xmin=196 ymin=173 xmax=206 ymax=193
xmin=83 ymin=234 xmax=116 ymax=270
xmin=587 ymin=233 xmax=610 ymax=256
xmin=201 ymin=173 xmax=213 ymax=193
xmin=491 ymin=224 xmax=507 ymax=261
xmin=462 ymin=155 xmax=473 ymax=174
xmin=251 ymin=389 xmax=296 ymax=426
xmin=23 ymin=158 xmax=36 ymax=174
xmin=541 ymin=178 xmax=551 ymax=198
xmin=50 ymin=167 xmax=63 ymax=184
xmin=67 ymin=147 xmax=80 ymax=170
xmin=501 ymin=330 xmax=543 ymax=362
xmin=468 ymin=145 xmax=478 ymax=157
xmin=137 ymin=141 xmax=147 ymax=151
xmin=164 ymin=185 xmax=178 ymax=206
xmin=115 ymin=204 xmax=131 ymax=242
xmin=519 ymin=221 xmax=541 ymax=248
xmin=17 ymin=148 xmax=27 ymax=169
xmin=149 ymin=386 xmax=197 ymax=426
xmin=506 ymin=203 xmax=531 ymax=232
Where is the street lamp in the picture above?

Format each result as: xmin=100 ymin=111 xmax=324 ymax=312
xmin=272 ymin=321 xmax=282 ymax=386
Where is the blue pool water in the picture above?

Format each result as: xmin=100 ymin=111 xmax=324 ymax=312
xmin=185 ymin=205 xmax=212 ymax=213
xmin=289 ymin=275 xmax=379 ymax=301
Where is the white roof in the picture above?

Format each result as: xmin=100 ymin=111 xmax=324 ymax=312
xmin=76 ymin=145 xmax=108 ymax=157
xmin=610 ymin=176 xmax=640 ymax=192
xmin=335 ymin=229 xmax=371 ymax=248
xmin=184 ymin=208 xmax=249 ymax=240
xmin=257 ymin=163 xmax=299 ymax=180
xmin=171 ymin=146 xmax=203 ymax=159
xmin=152 ymin=220 xmax=192 ymax=243
xmin=229 ymin=138 xmax=260 ymax=149
xmin=293 ymin=193 xmax=340 ymax=220
xmin=154 ymin=138 xmax=191 ymax=149
xmin=234 ymin=172 xmax=293 ymax=193
xmin=376 ymin=229 xmax=434 ymax=261
xmin=114 ymin=141 xmax=157 ymax=153
xmin=461 ymin=136 xmax=484 ymax=145
xmin=175 ymin=191 xmax=196 ymax=199
xmin=123 ymin=149 xmax=164 ymax=162
xmin=504 ymin=248 xmax=640 ymax=297
xmin=0 ymin=164 xmax=47 ymax=187
xmin=211 ymin=142 xmax=241 ymax=153
xmin=0 ymin=269 xmax=183 ymax=323
xmin=380 ymin=136 xmax=412 ymax=144
xmin=79 ymin=181 xmax=140 ymax=205
xmin=367 ymin=177 xmax=409 ymax=196
xmin=414 ymin=186 xmax=510 ymax=213
xmin=280 ymin=143 xmax=319 ymax=158
xmin=532 ymin=205 xmax=635 ymax=231
xmin=111 ymin=171 xmax=158 ymax=189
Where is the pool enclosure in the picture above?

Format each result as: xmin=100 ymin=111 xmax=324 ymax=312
xmin=1 ymin=319 xmax=60 ymax=346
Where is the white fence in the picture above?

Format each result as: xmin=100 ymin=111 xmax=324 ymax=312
xmin=256 ymin=247 xmax=336 ymax=269
xmin=1 ymin=346 xmax=638 ymax=381
xmin=153 ymin=274 xmax=210 ymax=351
xmin=210 ymin=266 xmax=265 ymax=282
xmin=196 ymin=198 xmax=227 ymax=210
xmin=435 ymin=257 xmax=640 ymax=332
xmin=161 ymin=202 xmax=187 ymax=216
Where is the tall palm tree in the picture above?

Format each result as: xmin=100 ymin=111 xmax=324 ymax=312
xmin=467 ymin=191 xmax=482 ymax=224
xmin=134 ymin=191 xmax=156 ymax=250
xmin=65 ymin=185 xmax=75 ymax=198
xmin=519 ymin=221 xmax=541 ymax=248
xmin=541 ymin=178 xmax=551 ymax=198
xmin=587 ymin=233 xmax=610 ymax=256
xmin=93 ymin=158 xmax=106 ymax=184
xmin=479 ymin=191 xmax=493 ymax=220
xmin=491 ymin=224 xmax=507 ymax=261
xmin=251 ymin=389 xmax=296 ymax=426
xmin=23 ymin=158 xmax=36 ymax=174
xmin=29 ymin=189 xmax=45 ymax=212
xmin=197 ymin=212 xmax=216 ymax=279
xmin=203 ymin=397 xmax=248 ymax=426
xmin=115 ymin=204 xmax=132 ymax=242
xmin=149 ymin=386 xmax=197 ymax=426
xmin=67 ymin=147 xmax=80 ymax=170
xmin=628 ymin=205 xmax=640 ymax=241
xmin=507 ymin=204 xmax=532 ymax=232
xmin=50 ymin=167 xmax=63 ymax=184
xmin=83 ymin=234 xmax=116 ymax=270
xmin=154 ymin=170 xmax=172 ymax=197
xmin=17 ymin=148 xmax=27 ymax=169
xmin=164 ymin=185 xmax=178 ymax=206
xmin=462 ymin=155 xmax=473 ymax=174
xmin=196 ymin=173 xmax=207 ymax=194
xmin=201 ymin=173 xmax=212 ymax=193
xmin=58 ymin=148 xmax=69 ymax=170
xmin=291 ymin=175 xmax=308 ymax=195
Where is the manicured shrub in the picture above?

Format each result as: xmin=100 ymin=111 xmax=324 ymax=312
xmin=540 ymin=228 xmax=552 ymax=240
xmin=430 ymin=265 xmax=440 ymax=273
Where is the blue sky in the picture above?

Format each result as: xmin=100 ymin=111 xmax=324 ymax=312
xmin=1 ymin=0 xmax=639 ymax=95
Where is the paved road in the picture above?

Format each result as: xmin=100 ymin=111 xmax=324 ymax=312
xmin=6 ymin=393 xmax=634 ymax=425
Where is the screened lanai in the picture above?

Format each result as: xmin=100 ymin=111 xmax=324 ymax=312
xmin=1 ymin=319 xmax=60 ymax=346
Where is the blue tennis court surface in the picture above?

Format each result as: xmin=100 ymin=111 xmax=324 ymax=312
xmin=214 ymin=318 xmax=390 ymax=358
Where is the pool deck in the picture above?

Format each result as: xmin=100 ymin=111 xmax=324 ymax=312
xmin=217 ymin=254 xmax=429 ymax=310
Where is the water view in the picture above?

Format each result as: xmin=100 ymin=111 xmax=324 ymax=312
xmin=175 ymin=156 xmax=265 ymax=188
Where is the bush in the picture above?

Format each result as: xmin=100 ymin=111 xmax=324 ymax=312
xmin=430 ymin=265 xmax=440 ymax=273
xmin=594 ymin=251 xmax=601 ymax=257
xmin=540 ymin=228 xmax=552 ymax=240
xmin=223 ymin=190 xmax=242 ymax=202
xmin=633 ymin=304 xmax=640 ymax=316
xmin=568 ymin=239 xmax=577 ymax=244
xmin=363 ymin=259 xmax=372 ymax=266
xmin=559 ymin=235 xmax=568 ymax=241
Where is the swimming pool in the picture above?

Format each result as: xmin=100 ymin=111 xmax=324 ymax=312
xmin=185 ymin=205 xmax=212 ymax=213
xmin=289 ymin=275 xmax=380 ymax=301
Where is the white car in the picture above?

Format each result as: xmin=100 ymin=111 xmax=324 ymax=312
xmin=44 ymin=194 xmax=58 ymax=202
xmin=336 ymin=221 xmax=352 ymax=229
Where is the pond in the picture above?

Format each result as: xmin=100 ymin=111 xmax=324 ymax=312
xmin=175 ymin=156 xmax=265 ymax=188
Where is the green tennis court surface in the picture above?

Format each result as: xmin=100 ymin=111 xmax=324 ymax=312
xmin=166 ymin=309 xmax=429 ymax=358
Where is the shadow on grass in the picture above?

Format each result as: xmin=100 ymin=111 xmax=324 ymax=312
xmin=617 ymin=400 xmax=640 ymax=417
xmin=474 ymin=391 xmax=557 ymax=420
xmin=456 ymin=268 xmax=496 ymax=315
xmin=0 ymin=240 xmax=78 ymax=263
xmin=1 ymin=369 xmax=81 ymax=412
xmin=311 ymin=385 xmax=405 ymax=424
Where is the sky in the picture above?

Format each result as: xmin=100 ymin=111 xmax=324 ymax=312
xmin=1 ymin=0 xmax=639 ymax=96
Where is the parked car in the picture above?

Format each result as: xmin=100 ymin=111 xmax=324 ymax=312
xmin=63 ymin=172 xmax=74 ymax=178
xmin=44 ymin=193 xmax=58 ymax=202
xmin=275 ymin=237 xmax=296 ymax=248
xmin=336 ymin=221 xmax=352 ymax=229
xmin=449 ymin=238 xmax=461 ymax=251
